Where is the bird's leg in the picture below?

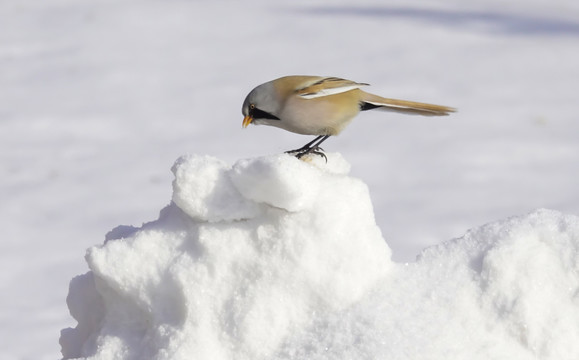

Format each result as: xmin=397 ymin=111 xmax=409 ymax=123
xmin=294 ymin=135 xmax=330 ymax=162
xmin=285 ymin=135 xmax=326 ymax=154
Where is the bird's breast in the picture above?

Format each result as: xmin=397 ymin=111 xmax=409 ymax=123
xmin=277 ymin=91 xmax=361 ymax=136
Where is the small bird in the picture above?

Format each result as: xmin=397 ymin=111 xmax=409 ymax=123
xmin=242 ymin=76 xmax=456 ymax=159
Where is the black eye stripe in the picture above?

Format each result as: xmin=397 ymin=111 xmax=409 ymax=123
xmin=251 ymin=107 xmax=280 ymax=121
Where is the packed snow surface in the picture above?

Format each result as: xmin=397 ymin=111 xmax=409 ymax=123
xmin=61 ymin=154 xmax=579 ymax=360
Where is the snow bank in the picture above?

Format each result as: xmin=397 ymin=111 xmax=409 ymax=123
xmin=60 ymin=153 xmax=391 ymax=360
xmin=60 ymin=154 xmax=579 ymax=360
xmin=282 ymin=208 xmax=579 ymax=360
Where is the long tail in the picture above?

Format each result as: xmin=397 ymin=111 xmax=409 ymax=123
xmin=360 ymin=91 xmax=456 ymax=116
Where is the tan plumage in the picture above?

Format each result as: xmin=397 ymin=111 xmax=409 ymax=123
xmin=241 ymin=76 xmax=456 ymax=159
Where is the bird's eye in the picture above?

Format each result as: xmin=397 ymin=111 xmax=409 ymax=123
xmin=250 ymin=104 xmax=255 ymax=110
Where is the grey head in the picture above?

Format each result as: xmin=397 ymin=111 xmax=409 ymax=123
xmin=242 ymin=81 xmax=282 ymax=127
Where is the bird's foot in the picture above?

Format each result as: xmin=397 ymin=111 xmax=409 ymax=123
xmin=285 ymin=146 xmax=322 ymax=155
xmin=294 ymin=146 xmax=327 ymax=162
xmin=285 ymin=146 xmax=324 ymax=155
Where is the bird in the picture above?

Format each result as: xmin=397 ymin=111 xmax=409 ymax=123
xmin=241 ymin=76 xmax=456 ymax=160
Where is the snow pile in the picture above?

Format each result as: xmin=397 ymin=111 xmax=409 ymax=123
xmin=60 ymin=153 xmax=392 ymax=360
xmin=282 ymin=208 xmax=579 ymax=360
xmin=60 ymin=154 xmax=579 ymax=360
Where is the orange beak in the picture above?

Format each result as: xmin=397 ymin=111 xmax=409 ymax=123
xmin=242 ymin=115 xmax=253 ymax=128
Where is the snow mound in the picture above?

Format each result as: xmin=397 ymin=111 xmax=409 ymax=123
xmin=60 ymin=153 xmax=579 ymax=360
xmin=281 ymin=209 xmax=579 ymax=360
xmin=60 ymin=153 xmax=391 ymax=360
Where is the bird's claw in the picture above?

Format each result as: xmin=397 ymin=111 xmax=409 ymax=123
xmin=294 ymin=146 xmax=327 ymax=162
xmin=285 ymin=146 xmax=325 ymax=155
xmin=285 ymin=135 xmax=330 ymax=162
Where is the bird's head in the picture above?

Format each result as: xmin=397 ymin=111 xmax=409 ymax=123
xmin=242 ymin=81 xmax=282 ymax=128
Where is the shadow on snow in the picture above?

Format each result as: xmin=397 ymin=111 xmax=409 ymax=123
xmin=300 ymin=6 xmax=579 ymax=37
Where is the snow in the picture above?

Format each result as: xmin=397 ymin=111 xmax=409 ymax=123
xmin=1 ymin=0 xmax=579 ymax=358
xmin=60 ymin=154 xmax=579 ymax=359
xmin=283 ymin=208 xmax=579 ymax=360
xmin=61 ymin=154 xmax=392 ymax=359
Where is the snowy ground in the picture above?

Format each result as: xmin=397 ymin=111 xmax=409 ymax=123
xmin=1 ymin=0 xmax=578 ymax=359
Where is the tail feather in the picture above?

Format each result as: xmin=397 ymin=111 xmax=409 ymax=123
xmin=360 ymin=91 xmax=456 ymax=116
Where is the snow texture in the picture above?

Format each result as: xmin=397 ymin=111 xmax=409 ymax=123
xmin=61 ymin=154 xmax=579 ymax=360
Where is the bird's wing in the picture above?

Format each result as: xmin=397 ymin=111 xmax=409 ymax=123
xmin=295 ymin=77 xmax=369 ymax=99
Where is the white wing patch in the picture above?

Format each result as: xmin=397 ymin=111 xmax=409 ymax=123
xmin=296 ymin=77 xmax=369 ymax=100
xmin=299 ymin=84 xmax=367 ymax=99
